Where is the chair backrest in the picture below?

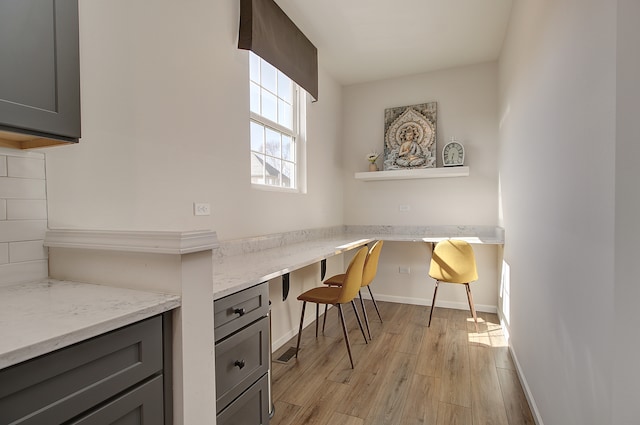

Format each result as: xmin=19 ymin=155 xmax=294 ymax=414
xmin=428 ymin=239 xmax=478 ymax=284
xmin=362 ymin=240 xmax=384 ymax=287
xmin=336 ymin=246 xmax=368 ymax=304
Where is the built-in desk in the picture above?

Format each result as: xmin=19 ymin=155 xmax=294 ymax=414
xmin=211 ymin=225 xmax=504 ymax=300
xmin=212 ymin=236 xmax=374 ymax=300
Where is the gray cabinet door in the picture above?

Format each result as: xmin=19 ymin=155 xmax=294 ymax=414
xmin=0 ymin=316 xmax=163 ymax=425
xmin=68 ymin=376 xmax=164 ymax=425
xmin=0 ymin=0 xmax=80 ymax=141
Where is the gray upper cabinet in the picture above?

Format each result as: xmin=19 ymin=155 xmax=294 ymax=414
xmin=0 ymin=0 xmax=80 ymax=149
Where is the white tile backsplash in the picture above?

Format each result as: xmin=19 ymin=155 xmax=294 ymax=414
xmin=0 ymin=178 xmax=46 ymax=200
xmin=7 ymin=156 xmax=45 ymax=179
xmin=0 ymin=220 xmax=47 ymax=243
xmin=0 ymin=150 xmax=48 ymax=285
xmin=7 ymin=199 xmax=47 ymax=220
xmin=0 ymin=243 xmax=8 ymax=265
xmin=0 ymin=156 xmax=6 ymax=177
xmin=9 ymin=240 xmax=48 ymax=262
xmin=0 ymin=260 xmax=48 ymax=287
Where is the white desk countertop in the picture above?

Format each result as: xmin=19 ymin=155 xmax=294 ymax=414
xmin=212 ymin=225 xmax=504 ymax=299
xmin=212 ymin=235 xmax=374 ymax=299
xmin=0 ymin=280 xmax=180 ymax=369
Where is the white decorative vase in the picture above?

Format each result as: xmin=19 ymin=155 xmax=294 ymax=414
xmin=369 ymin=163 xmax=378 ymax=172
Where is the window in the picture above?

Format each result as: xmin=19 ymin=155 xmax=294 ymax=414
xmin=249 ymin=51 xmax=304 ymax=189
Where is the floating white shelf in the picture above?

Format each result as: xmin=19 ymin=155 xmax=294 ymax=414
xmin=355 ymin=166 xmax=469 ymax=181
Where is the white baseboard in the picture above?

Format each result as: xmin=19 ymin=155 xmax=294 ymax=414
xmin=272 ymin=295 xmax=497 ymax=353
xmin=271 ymin=305 xmax=336 ymax=352
xmin=361 ymin=292 xmax=497 ymax=314
xmin=272 ymin=329 xmax=298 ymax=352
xmin=507 ymin=341 xmax=544 ymax=425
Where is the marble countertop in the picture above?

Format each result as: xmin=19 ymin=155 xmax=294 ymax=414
xmin=213 ymin=236 xmax=374 ymax=299
xmin=212 ymin=225 xmax=504 ymax=299
xmin=0 ymin=280 xmax=180 ymax=369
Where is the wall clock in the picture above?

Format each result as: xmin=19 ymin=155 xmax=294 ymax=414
xmin=442 ymin=138 xmax=465 ymax=167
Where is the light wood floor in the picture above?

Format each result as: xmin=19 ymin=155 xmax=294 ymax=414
xmin=270 ymin=300 xmax=535 ymax=425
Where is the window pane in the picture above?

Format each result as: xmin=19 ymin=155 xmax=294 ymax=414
xmin=265 ymin=128 xmax=281 ymax=157
xmin=278 ymin=73 xmax=292 ymax=103
xmin=278 ymin=100 xmax=292 ymax=129
xmin=250 ymin=82 xmax=260 ymax=114
xmin=282 ymin=161 xmax=295 ymax=188
xmin=261 ymin=89 xmax=277 ymax=123
xmin=249 ymin=53 xmax=300 ymax=190
xmin=250 ymin=121 xmax=265 ymax=153
xmin=249 ymin=52 xmax=260 ymax=83
xmin=251 ymin=153 xmax=265 ymax=184
xmin=266 ymin=156 xmax=281 ymax=186
xmin=282 ymin=135 xmax=293 ymax=161
xmin=261 ymin=60 xmax=277 ymax=94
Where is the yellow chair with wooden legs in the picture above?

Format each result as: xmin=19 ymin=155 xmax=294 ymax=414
xmin=323 ymin=240 xmax=384 ymax=340
xmin=295 ymin=246 xmax=368 ymax=369
xmin=428 ymin=239 xmax=479 ymax=332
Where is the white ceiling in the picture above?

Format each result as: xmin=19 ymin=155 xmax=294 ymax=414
xmin=275 ymin=0 xmax=513 ymax=86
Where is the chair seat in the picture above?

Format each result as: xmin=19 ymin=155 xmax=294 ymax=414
xmin=323 ymin=274 xmax=346 ymax=286
xmin=297 ymin=286 xmax=342 ymax=304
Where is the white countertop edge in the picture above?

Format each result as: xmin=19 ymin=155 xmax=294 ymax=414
xmin=213 ymin=237 xmax=375 ymax=300
xmin=44 ymin=229 xmax=219 ymax=254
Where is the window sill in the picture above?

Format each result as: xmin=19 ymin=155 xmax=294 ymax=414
xmin=354 ymin=166 xmax=469 ymax=181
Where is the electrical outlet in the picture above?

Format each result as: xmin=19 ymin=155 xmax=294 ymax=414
xmin=194 ymin=202 xmax=211 ymax=216
xmin=399 ymin=266 xmax=411 ymax=274
xmin=399 ymin=204 xmax=411 ymax=212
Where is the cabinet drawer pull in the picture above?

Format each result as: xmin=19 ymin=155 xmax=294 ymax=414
xmin=233 ymin=308 xmax=246 ymax=316
xmin=234 ymin=359 xmax=246 ymax=369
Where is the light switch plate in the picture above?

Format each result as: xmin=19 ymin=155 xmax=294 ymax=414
xmin=194 ymin=202 xmax=211 ymax=216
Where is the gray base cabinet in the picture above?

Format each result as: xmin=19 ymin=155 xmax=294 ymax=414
xmin=216 ymin=374 xmax=270 ymax=425
xmin=0 ymin=0 xmax=81 ymax=147
xmin=214 ymin=283 xmax=270 ymax=424
xmin=0 ymin=314 xmax=172 ymax=425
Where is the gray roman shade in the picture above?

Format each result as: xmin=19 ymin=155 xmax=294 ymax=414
xmin=238 ymin=0 xmax=318 ymax=101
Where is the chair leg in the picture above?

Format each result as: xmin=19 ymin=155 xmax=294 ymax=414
xmin=322 ymin=304 xmax=328 ymax=333
xmin=428 ymin=281 xmax=440 ymax=327
xmin=315 ymin=303 xmax=319 ymax=338
xmin=367 ymin=286 xmax=383 ymax=322
xmin=351 ymin=300 xmax=368 ymax=344
xmin=295 ymin=301 xmax=307 ymax=357
xmin=337 ymin=304 xmax=355 ymax=368
xmin=358 ymin=290 xmax=372 ymax=340
xmin=464 ymin=283 xmax=479 ymax=333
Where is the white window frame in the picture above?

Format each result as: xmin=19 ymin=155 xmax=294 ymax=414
xmin=249 ymin=52 xmax=306 ymax=192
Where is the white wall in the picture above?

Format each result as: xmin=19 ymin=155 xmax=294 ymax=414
xmin=614 ymin=1 xmax=640 ymax=423
xmin=498 ymin=1 xmax=616 ymax=423
xmin=342 ymin=63 xmax=501 ymax=311
xmin=42 ymin=0 xmax=345 ymax=241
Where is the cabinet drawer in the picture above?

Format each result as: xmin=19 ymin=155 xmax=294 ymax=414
xmin=215 ymin=316 xmax=269 ymax=413
xmin=217 ymin=373 xmax=269 ymax=425
xmin=0 ymin=316 xmax=163 ymax=425
xmin=68 ymin=375 xmax=164 ymax=425
xmin=214 ymin=283 xmax=268 ymax=342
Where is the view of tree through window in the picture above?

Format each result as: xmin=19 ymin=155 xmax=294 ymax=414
xmin=249 ymin=52 xmax=299 ymax=189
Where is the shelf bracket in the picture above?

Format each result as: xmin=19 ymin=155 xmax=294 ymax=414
xmin=320 ymin=259 xmax=327 ymax=281
xmin=282 ymin=273 xmax=290 ymax=301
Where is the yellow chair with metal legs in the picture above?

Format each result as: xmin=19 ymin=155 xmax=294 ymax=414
xmin=295 ymin=246 xmax=368 ymax=368
xmin=323 ymin=240 xmax=384 ymax=340
xmin=428 ymin=239 xmax=479 ymax=331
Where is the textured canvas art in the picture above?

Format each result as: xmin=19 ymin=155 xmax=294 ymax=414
xmin=383 ymin=102 xmax=437 ymax=170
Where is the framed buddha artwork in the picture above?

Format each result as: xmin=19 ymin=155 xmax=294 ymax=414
xmin=383 ymin=102 xmax=437 ymax=170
